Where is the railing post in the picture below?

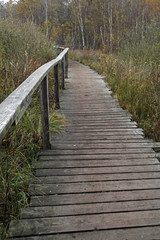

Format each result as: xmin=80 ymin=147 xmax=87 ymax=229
xmin=65 ymin=52 xmax=68 ymax=78
xmin=54 ymin=64 xmax=60 ymax=109
xmin=40 ymin=75 xmax=51 ymax=149
xmin=61 ymin=58 xmax=65 ymax=89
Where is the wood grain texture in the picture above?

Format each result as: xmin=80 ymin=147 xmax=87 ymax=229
xmin=35 ymin=158 xmax=159 ymax=169
xmin=7 ymin=227 xmax=160 ymax=240
xmin=8 ymin=210 xmax=160 ymax=237
xmin=21 ymin=199 xmax=160 ymax=218
xmin=32 ymin=172 xmax=160 ymax=184
xmin=8 ymin=60 xmax=160 ymax=239
xmin=30 ymin=189 xmax=160 ymax=207
xmin=40 ymin=76 xmax=51 ymax=149
xmin=30 ymin=179 xmax=160 ymax=195
xmin=54 ymin=64 xmax=60 ymax=109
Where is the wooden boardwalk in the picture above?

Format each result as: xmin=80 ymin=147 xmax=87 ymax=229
xmin=8 ymin=60 xmax=160 ymax=239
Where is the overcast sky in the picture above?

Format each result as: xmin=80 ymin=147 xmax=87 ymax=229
xmin=0 ymin=0 xmax=10 ymax=3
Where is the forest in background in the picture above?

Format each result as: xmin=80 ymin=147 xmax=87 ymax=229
xmin=1 ymin=0 xmax=159 ymax=52
xmin=0 ymin=0 xmax=160 ymax=238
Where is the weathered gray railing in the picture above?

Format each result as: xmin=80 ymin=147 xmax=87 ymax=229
xmin=0 ymin=47 xmax=69 ymax=149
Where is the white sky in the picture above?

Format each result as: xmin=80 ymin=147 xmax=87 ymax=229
xmin=0 ymin=0 xmax=9 ymax=3
xmin=0 ymin=0 xmax=19 ymax=4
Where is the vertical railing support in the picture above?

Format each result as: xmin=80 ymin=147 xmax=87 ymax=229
xmin=40 ymin=75 xmax=51 ymax=149
xmin=54 ymin=64 xmax=60 ymax=109
xmin=65 ymin=52 xmax=68 ymax=78
xmin=61 ymin=58 xmax=65 ymax=89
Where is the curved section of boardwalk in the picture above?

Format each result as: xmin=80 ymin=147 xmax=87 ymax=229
xmin=9 ymin=61 xmax=160 ymax=239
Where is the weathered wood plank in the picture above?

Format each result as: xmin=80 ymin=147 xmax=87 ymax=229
xmin=21 ymin=199 xmax=160 ymax=219
xmin=30 ymin=179 xmax=160 ymax=195
xmin=61 ymin=57 xmax=65 ymax=89
xmin=65 ymin=129 xmax=144 ymax=134
xmin=38 ymin=153 xmax=157 ymax=160
xmin=8 ymin=227 xmax=160 ymax=240
xmin=66 ymin=122 xmax=138 ymax=127
xmin=53 ymin=135 xmax=144 ymax=141
xmin=38 ymin=148 xmax=154 ymax=157
xmin=8 ymin=210 xmax=160 ymax=237
xmin=66 ymin=126 xmax=139 ymax=130
xmin=58 ymin=128 xmax=143 ymax=134
xmin=64 ymin=116 xmax=133 ymax=120
xmin=35 ymin=159 xmax=159 ymax=169
xmin=63 ymin=111 xmax=130 ymax=116
xmin=40 ymin=76 xmax=51 ymax=149
xmin=35 ymin=165 xmax=160 ymax=177
xmin=30 ymin=189 xmax=160 ymax=207
xmin=52 ymin=139 xmax=153 ymax=144
xmin=54 ymin=64 xmax=60 ymax=109
xmin=65 ymin=52 xmax=68 ymax=78
xmin=50 ymin=142 xmax=159 ymax=150
xmin=32 ymin=171 xmax=160 ymax=184
xmin=39 ymin=148 xmax=154 ymax=157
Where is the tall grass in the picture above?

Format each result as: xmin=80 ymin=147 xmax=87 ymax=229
xmin=0 ymin=19 xmax=65 ymax=239
xmin=70 ymin=22 xmax=160 ymax=142
xmin=0 ymin=19 xmax=55 ymax=102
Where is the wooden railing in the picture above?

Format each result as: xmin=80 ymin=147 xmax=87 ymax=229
xmin=0 ymin=47 xmax=69 ymax=149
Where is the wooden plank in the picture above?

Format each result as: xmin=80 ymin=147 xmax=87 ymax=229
xmin=60 ymin=129 xmax=143 ymax=134
xmin=62 ymin=104 xmax=124 ymax=109
xmin=30 ymin=179 xmax=160 ymax=195
xmin=53 ymin=135 xmax=144 ymax=141
xmin=21 ymin=199 xmax=160 ymax=219
xmin=50 ymin=142 xmax=158 ymax=150
xmin=65 ymin=116 xmax=132 ymax=120
xmin=35 ymin=165 xmax=160 ymax=177
xmin=32 ymin=172 xmax=160 ymax=184
xmin=65 ymin=52 xmax=68 ymax=78
xmin=63 ymin=111 xmax=130 ymax=116
xmin=54 ymin=64 xmax=60 ymax=109
xmin=40 ymin=76 xmax=51 ymax=149
xmin=38 ymin=153 xmax=156 ymax=160
xmin=65 ymin=128 xmax=144 ymax=133
xmin=65 ymin=118 xmax=136 ymax=123
xmin=8 ymin=227 xmax=160 ymax=240
xmin=66 ymin=122 xmax=138 ymax=126
xmin=52 ymin=140 xmax=153 ymax=146
xmin=38 ymin=148 xmax=154 ymax=156
xmin=50 ymin=142 xmax=156 ymax=150
xmin=62 ymin=109 xmax=129 ymax=112
xmin=30 ymin=189 xmax=160 ymax=207
xmin=8 ymin=210 xmax=160 ymax=237
xmin=61 ymin=57 xmax=65 ymax=89
xmin=52 ymin=139 xmax=152 ymax=144
xmin=35 ymin=159 xmax=159 ymax=169
xmin=65 ymin=124 xmax=137 ymax=128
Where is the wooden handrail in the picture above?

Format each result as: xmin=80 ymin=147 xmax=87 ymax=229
xmin=0 ymin=47 xmax=69 ymax=149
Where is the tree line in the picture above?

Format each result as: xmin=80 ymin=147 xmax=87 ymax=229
xmin=1 ymin=0 xmax=160 ymax=52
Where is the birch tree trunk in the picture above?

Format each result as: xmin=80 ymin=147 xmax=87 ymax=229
xmin=108 ymin=0 xmax=113 ymax=53
xmin=45 ymin=0 xmax=48 ymax=37
xmin=141 ymin=0 xmax=146 ymax=39
xmin=77 ymin=0 xmax=85 ymax=50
